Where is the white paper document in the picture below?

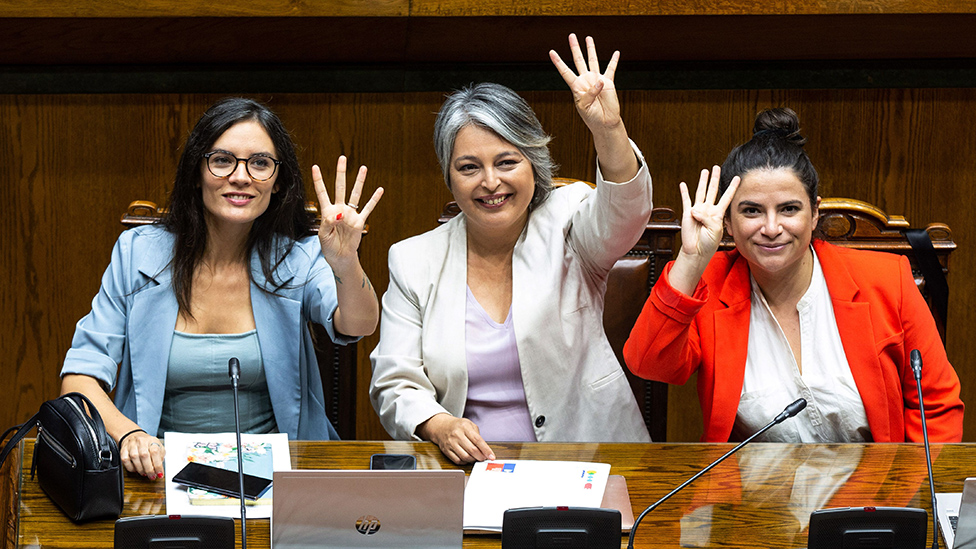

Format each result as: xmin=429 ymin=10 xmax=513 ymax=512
xmin=462 ymin=459 xmax=612 ymax=531
xmin=163 ymin=432 xmax=291 ymax=519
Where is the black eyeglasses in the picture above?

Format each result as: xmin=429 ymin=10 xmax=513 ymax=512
xmin=203 ymin=151 xmax=281 ymax=181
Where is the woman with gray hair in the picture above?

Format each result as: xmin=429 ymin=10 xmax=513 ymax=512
xmin=370 ymin=34 xmax=653 ymax=464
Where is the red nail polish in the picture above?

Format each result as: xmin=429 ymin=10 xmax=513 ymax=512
xmin=157 ymin=472 xmax=164 ymax=479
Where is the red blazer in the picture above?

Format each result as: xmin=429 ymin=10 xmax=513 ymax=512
xmin=624 ymin=240 xmax=964 ymax=442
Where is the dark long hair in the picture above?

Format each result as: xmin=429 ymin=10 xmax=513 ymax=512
xmin=718 ymin=107 xmax=819 ymax=208
xmin=162 ymin=97 xmax=311 ymax=316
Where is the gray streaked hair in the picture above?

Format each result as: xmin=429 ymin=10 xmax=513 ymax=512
xmin=433 ymin=82 xmax=557 ymax=210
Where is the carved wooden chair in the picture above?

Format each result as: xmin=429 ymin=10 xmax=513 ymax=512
xmin=120 ymin=200 xmax=359 ymax=440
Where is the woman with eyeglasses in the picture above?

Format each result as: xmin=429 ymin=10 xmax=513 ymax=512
xmin=60 ymin=98 xmax=383 ymax=479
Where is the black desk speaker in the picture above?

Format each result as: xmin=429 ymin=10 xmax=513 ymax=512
xmin=807 ymin=507 xmax=927 ymax=549
xmin=501 ymin=507 xmax=621 ymax=549
xmin=114 ymin=515 xmax=235 ymax=548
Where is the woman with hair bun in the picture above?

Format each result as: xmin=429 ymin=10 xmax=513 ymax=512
xmin=624 ymin=107 xmax=963 ymax=443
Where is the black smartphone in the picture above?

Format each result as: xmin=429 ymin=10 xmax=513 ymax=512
xmin=171 ymin=461 xmax=273 ymax=500
xmin=369 ymin=453 xmax=417 ymax=470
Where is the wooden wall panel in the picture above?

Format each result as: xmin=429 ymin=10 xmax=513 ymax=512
xmin=3 ymin=89 xmax=975 ymax=442
xmin=2 ymin=0 xmax=970 ymax=18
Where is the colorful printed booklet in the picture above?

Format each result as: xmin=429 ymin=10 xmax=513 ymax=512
xmin=163 ymin=432 xmax=291 ymax=519
xmin=462 ymin=459 xmax=611 ymax=531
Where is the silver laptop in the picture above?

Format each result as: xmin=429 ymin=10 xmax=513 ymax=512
xmin=937 ymin=477 xmax=976 ymax=548
xmin=272 ymin=469 xmax=464 ymax=549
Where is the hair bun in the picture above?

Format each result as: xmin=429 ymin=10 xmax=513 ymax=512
xmin=753 ymin=107 xmax=806 ymax=146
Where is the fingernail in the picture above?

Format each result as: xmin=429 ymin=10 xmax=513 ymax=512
xmin=157 ymin=472 xmax=164 ymax=479
xmin=336 ymin=213 xmax=343 ymax=221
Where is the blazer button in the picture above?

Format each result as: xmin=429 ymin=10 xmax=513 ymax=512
xmin=535 ymin=416 xmax=546 ymax=428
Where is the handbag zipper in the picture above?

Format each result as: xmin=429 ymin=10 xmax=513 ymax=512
xmin=64 ymin=397 xmax=105 ymax=467
xmin=37 ymin=426 xmax=77 ymax=468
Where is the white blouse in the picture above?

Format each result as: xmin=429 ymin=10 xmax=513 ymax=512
xmin=731 ymin=247 xmax=872 ymax=442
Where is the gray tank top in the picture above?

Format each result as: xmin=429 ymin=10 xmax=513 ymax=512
xmin=158 ymin=330 xmax=277 ymax=436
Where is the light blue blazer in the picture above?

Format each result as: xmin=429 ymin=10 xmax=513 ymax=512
xmin=61 ymin=224 xmax=355 ymax=440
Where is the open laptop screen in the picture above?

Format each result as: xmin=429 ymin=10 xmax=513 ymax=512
xmin=937 ymin=477 xmax=976 ymax=548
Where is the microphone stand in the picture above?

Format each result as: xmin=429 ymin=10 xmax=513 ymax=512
xmin=229 ymin=357 xmax=247 ymax=549
xmin=627 ymin=398 xmax=807 ymax=549
xmin=912 ymin=349 xmax=939 ymax=549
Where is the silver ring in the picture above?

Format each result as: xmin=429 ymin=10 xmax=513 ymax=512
xmin=348 ymin=204 xmax=359 ymax=210
xmin=149 ymin=442 xmax=161 ymax=447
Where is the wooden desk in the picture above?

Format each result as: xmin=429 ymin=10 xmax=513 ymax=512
xmin=6 ymin=440 xmax=968 ymax=548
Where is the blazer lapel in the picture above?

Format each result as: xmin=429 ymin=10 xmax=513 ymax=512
xmin=711 ymin=255 xmax=753 ymax=440
xmin=439 ymin=217 xmax=470 ymax=411
xmin=816 ymin=241 xmax=890 ymax=441
xmin=127 ymin=248 xmax=178 ymax=435
xmin=250 ymin=249 xmax=303 ymax=438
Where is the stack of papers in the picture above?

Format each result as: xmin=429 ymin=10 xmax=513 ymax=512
xmin=462 ymin=459 xmax=611 ymax=532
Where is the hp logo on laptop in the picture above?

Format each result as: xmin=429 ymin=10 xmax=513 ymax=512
xmin=355 ymin=515 xmax=381 ymax=535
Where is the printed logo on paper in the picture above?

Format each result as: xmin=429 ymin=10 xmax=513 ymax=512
xmin=580 ymin=469 xmax=598 ymax=490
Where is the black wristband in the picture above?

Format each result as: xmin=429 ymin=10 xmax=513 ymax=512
xmin=118 ymin=428 xmax=146 ymax=447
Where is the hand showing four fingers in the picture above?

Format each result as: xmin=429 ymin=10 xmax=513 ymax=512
xmin=312 ymin=156 xmax=384 ymax=269
xmin=667 ymin=165 xmax=741 ymax=296
xmin=679 ymin=166 xmax=740 ymax=260
xmin=549 ymin=33 xmax=623 ymax=133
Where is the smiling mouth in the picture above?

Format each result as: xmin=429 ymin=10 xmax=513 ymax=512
xmin=476 ymin=194 xmax=511 ymax=207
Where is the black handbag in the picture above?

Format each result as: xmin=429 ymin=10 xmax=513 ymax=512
xmin=0 ymin=392 xmax=124 ymax=522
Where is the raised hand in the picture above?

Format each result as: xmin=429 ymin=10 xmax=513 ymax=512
xmin=312 ymin=156 xmax=384 ymax=269
xmin=669 ymin=166 xmax=740 ymax=296
xmin=549 ymin=33 xmax=622 ymax=133
xmin=680 ymin=166 xmax=739 ymax=257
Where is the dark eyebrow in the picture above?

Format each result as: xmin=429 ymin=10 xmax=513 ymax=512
xmin=737 ymin=199 xmax=804 ymax=209
xmin=209 ymin=148 xmax=275 ymax=158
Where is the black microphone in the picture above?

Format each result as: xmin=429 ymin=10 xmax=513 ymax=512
xmin=912 ymin=349 xmax=940 ymax=549
xmin=627 ymin=398 xmax=807 ymax=549
xmin=228 ymin=357 xmax=247 ymax=549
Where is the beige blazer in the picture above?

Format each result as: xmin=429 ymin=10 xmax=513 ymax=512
xmin=370 ymin=148 xmax=653 ymax=443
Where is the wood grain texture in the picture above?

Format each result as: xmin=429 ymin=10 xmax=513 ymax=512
xmin=2 ymin=0 xmax=970 ymax=18
xmin=0 ymin=0 xmax=407 ymax=18
xmin=0 ymin=441 xmax=19 ymax=549
xmin=5 ymin=13 xmax=976 ymax=67
xmin=9 ymin=439 xmax=970 ymax=547
xmin=2 ymin=89 xmax=976 ymax=444
xmin=410 ymin=0 xmax=976 ymax=16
